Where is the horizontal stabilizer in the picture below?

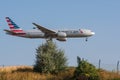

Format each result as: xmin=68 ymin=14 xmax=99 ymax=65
xmin=4 ymin=29 xmax=16 ymax=34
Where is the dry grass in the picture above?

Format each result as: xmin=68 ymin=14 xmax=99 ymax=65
xmin=0 ymin=66 xmax=74 ymax=80
xmin=98 ymin=69 xmax=120 ymax=80
xmin=0 ymin=72 xmax=47 ymax=80
xmin=0 ymin=66 xmax=120 ymax=80
xmin=0 ymin=66 xmax=56 ymax=80
xmin=0 ymin=65 xmax=33 ymax=73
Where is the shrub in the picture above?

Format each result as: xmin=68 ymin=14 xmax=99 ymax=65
xmin=74 ymin=56 xmax=100 ymax=80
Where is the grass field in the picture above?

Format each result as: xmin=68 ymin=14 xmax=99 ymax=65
xmin=0 ymin=66 xmax=120 ymax=80
xmin=0 ymin=66 xmax=74 ymax=80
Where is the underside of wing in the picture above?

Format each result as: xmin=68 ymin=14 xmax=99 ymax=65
xmin=32 ymin=23 xmax=56 ymax=34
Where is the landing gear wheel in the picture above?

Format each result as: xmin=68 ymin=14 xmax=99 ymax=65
xmin=85 ymin=38 xmax=88 ymax=42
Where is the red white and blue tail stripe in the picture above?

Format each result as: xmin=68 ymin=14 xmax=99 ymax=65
xmin=6 ymin=17 xmax=25 ymax=33
xmin=6 ymin=17 xmax=20 ymax=29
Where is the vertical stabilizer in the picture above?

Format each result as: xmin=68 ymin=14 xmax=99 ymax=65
xmin=5 ymin=17 xmax=24 ymax=33
xmin=6 ymin=17 xmax=20 ymax=29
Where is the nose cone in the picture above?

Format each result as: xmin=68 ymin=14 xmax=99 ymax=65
xmin=92 ymin=32 xmax=95 ymax=35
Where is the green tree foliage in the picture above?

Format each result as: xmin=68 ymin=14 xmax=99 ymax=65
xmin=34 ymin=41 xmax=67 ymax=74
xmin=74 ymin=56 xmax=100 ymax=80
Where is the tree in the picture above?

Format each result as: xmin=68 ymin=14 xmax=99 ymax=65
xmin=74 ymin=56 xmax=100 ymax=80
xmin=34 ymin=41 xmax=67 ymax=74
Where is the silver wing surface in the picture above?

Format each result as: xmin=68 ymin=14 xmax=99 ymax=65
xmin=32 ymin=23 xmax=57 ymax=38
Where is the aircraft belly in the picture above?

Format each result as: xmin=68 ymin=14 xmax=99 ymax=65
xmin=26 ymin=32 xmax=45 ymax=38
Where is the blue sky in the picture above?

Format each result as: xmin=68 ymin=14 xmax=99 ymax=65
xmin=0 ymin=0 xmax=120 ymax=70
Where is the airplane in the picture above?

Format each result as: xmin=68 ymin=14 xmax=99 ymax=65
xmin=4 ymin=17 xmax=95 ymax=42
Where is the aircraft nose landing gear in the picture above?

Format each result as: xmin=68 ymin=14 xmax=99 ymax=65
xmin=85 ymin=37 xmax=88 ymax=42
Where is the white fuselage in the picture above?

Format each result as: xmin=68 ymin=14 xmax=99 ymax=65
xmin=20 ymin=29 xmax=95 ymax=38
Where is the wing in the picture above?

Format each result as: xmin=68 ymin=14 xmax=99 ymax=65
xmin=32 ymin=23 xmax=56 ymax=34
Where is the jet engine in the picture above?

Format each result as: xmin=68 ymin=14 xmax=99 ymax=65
xmin=56 ymin=32 xmax=67 ymax=41
xmin=57 ymin=32 xmax=66 ymax=38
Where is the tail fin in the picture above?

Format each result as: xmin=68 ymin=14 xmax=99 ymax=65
xmin=6 ymin=17 xmax=20 ymax=29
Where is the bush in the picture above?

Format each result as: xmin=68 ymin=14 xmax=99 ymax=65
xmin=74 ymin=56 xmax=100 ymax=80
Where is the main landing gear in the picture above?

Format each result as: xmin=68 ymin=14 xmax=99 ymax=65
xmin=46 ymin=37 xmax=53 ymax=42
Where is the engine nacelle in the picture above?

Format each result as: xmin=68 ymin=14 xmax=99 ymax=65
xmin=57 ymin=32 xmax=66 ymax=38
xmin=56 ymin=38 xmax=67 ymax=41
xmin=56 ymin=32 xmax=67 ymax=41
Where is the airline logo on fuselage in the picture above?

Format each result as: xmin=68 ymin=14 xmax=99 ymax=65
xmin=60 ymin=30 xmax=80 ymax=34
